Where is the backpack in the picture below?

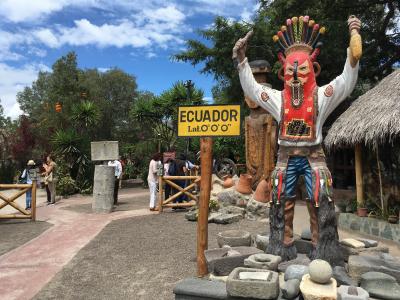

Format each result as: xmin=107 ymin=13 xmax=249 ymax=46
xmin=19 ymin=169 xmax=27 ymax=184
xmin=168 ymin=160 xmax=177 ymax=176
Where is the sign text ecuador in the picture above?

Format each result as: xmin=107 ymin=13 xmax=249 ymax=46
xmin=178 ymin=105 xmax=241 ymax=137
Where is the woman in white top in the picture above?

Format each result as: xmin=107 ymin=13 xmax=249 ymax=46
xmin=147 ymin=152 xmax=162 ymax=211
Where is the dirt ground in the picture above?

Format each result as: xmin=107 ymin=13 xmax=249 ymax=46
xmin=34 ymin=193 xmax=266 ymax=300
xmin=0 ymin=220 xmax=52 ymax=257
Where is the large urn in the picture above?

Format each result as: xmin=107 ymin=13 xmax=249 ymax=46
xmin=236 ymin=174 xmax=253 ymax=194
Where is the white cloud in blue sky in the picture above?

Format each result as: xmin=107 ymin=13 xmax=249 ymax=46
xmin=0 ymin=0 xmax=259 ymax=118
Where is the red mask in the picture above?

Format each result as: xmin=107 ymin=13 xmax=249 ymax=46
xmin=283 ymin=50 xmax=316 ymax=106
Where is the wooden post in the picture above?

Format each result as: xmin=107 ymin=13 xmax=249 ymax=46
xmin=31 ymin=181 xmax=37 ymax=221
xmin=197 ymin=137 xmax=213 ymax=277
xmin=158 ymin=176 xmax=164 ymax=213
xmin=354 ymin=144 xmax=364 ymax=208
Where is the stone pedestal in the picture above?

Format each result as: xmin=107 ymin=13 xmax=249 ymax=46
xmin=92 ymin=165 xmax=115 ymax=213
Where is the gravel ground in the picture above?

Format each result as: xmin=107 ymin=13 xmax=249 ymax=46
xmin=34 ymin=208 xmax=267 ymax=300
xmin=0 ymin=220 xmax=52 ymax=257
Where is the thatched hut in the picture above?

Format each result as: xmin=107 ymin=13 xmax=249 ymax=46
xmin=325 ymin=69 xmax=400 ymax=215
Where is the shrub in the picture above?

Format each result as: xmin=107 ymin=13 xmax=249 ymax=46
xmin=56 ymin=174 xmax=78 ymax=196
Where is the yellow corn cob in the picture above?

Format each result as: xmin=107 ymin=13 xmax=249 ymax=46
xmin=350 ymin=30 xmax=362 ymax=60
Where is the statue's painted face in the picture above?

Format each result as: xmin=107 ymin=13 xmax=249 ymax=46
xmin=282 ymin=50 xmax=316 ymax=107
xmin=284 ymin=51 xmax=314 ymax=87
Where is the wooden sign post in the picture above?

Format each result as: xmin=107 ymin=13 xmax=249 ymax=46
xmin=177 ymin=104 xmax=241 ymax=277
xmin=197 ymin=137 xmax=213 ymax=276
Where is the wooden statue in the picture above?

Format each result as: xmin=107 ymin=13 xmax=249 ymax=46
xmin=245 ymin=60 xmax=277 ymax=191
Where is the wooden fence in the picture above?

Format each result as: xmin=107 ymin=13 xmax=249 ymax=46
xmin=0 ymin=182 xmax=37 ymax=221
xmin=158 ymin=175 xmax=200 ymax=213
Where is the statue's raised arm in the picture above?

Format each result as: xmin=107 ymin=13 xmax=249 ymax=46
xmin=233 ymin=31 xmax=282 ymax=122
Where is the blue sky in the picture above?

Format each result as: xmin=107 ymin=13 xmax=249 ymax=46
xmin=0 ymin=0 xmax=259 ymax=118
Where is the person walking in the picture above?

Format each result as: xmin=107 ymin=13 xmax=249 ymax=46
xmin=20 ymin=160 xmax=35 ymax=210
xmin=108 ymin=159 xmax=122 ymax=205
xmin=43 ymin=155 xmax=57 ymax=205
xmin=148 ymin=152 xmax=162 ymax=211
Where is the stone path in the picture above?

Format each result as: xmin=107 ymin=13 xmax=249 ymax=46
xmin=0 ymin=188 xmax=155 ymax=300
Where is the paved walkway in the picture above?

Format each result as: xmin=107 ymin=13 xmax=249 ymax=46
xmin=0 ymin=188 xmax=154 ymax=300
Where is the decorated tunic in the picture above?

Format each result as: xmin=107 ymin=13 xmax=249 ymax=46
xmin=238 ymin=48 xmax=359 ymax=147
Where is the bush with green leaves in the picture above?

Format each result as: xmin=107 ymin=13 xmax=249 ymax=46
xmin=56 ymin=174 xmax=78 ymax=196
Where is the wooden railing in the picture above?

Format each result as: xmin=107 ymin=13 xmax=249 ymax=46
xmin=158 ymin=175 xmax=200 ymax=213
xmin=0 ymin=182 xmax=37 ymax=221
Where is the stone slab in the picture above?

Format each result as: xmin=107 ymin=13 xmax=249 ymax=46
xmin=217 ymin=230 xmax=251 ymax=248
xmin=90 ymin=141 xmax=119 ymax=161
xmin=340 ymin=239 xmax=365 ymax=249
xmin=340 ymin=244 xmax=389 ymax=261
xmin=227 ymin=267 xmax=279 ymax=299
xmin=360 ymin=272 xmax=400 ymax=300
xmin=348 ymin=253 xmax=400 ymax=283
xmin=205 ymin=247 xmax=263 ymax=276
xmin=355 ymin=238 xmax=378 ymax=248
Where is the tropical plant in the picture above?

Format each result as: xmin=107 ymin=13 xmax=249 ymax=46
xmin=71 ymin=100 xmax=100 ymax=129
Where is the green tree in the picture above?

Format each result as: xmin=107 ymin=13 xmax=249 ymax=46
xmin=132 ymin=82 xmax=205 ymax=151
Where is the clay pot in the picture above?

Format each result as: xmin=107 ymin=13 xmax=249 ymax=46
xmin=253 ymin=179 xmax=270 ymax=203
xmin=357 ymin=207 xmax=368 ymax=217
xmin=236 ymin=173 xmax=253 ymax=195
xmin=223 ymin=175 xmax=235 ymax=189
xmin=388 ymin=215 xmax=399 ymax=224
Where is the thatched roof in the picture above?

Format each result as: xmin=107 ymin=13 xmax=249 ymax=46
xmin=325 ymin=69 xmax=400 ymax=149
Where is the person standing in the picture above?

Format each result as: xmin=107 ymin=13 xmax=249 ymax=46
xmin=148 ymin=152 xmax=162 ymax=211
xmin=108 ymin=159 xmax=122 ymax=205
xmin=43 ymin=155 xmax=57 ymax=205
xmin=20 ymin=160 xmax=35 ymax=210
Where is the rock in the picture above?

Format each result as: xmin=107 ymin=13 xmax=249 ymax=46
xmin=355 ymin=238 xmax=378 ymax=248
xmin=284 ymin=265 xmax=309 ymax=281
xmin=211 ymin=182 xmax=224 ymax=196
xmin=333 ymin=266 xmax=357 ymax=287
xmin=300 ymin=274 xmax=337 ymax=300
xmin=294 ymin=238 xmax=313 ymax=255
xmin=213 ymin=213 xmax=243 ymax=224
xmin=348 ymin=253 xmax=400 ymax=283
xmin=226 ymin=249 xmax=241 ymax=257
xmin=173 ymin=277 xmax=228 ymax=299
xmin=217 ymin=189 xmax=237 ymax=206
xmin=209 ymin=273 xmax=228 ymax=283
xmin=337 ymin=285 xmax=369 ymax=300
xmin=360 ymin=272 xmax=400 ymax=300
xmin=281 ymin=279 xmax=300 ymax=299
xmin=340 ymin=244 xmax=389 ymax=261
xmin=208 ymin=212 xmax=222 ymax=223
xmin=185 ymin=209 xmax=198 ymax=221
xmin=301 ymin=228 xmax=312 ymax=241
xmin=205 ymin=246 xmax=263 ymax=276
xmin=226 ymin=267 xmax=279 ymax=299
xmin=340 ymin=239 xmax=365 ymax=249
xmin=278 ymin=254 xmax=311 ymax=273
xmin=255 ymin=234 xmax=269 ymax=252
xmin=217 ymin=230 xmax=252 ymax=248
xmin=246 ymin=197 xmax=269 ymax=221
xmin=244 ymin=253 xmax=282 ymax=271
xmin=220 ymin=205 xmax=246 ymax=216
xmin=309 ymin=259 xmax=333 ymax=284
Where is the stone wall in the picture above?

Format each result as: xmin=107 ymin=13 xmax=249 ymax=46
xmin=338 ymin=213 xmax=400 ymax=243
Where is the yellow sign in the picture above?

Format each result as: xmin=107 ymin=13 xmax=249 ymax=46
xmin=178 ymin=105 xmax=241 ymax=137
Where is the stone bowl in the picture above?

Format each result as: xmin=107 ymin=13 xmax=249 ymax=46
xmin=217 ymin=230 xmax=252 ymax=248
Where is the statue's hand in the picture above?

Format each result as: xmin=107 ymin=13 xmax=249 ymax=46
xmin=347 ymin=16 xmax=362 ymax=66
xmin=232 ymin=30 xmax=253 ymax=64
xmin=347 ymin=15 xmax=361 ymax=34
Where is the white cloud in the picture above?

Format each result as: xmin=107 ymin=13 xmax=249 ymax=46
xmin=0 ymin=63 xmax=50 ymax=118
xmin=98 ymin=67 xmax=110 ymax=72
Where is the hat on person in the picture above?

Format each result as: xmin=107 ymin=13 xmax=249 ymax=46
xmin=27 ymin=160 xmax=35 ymax=166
